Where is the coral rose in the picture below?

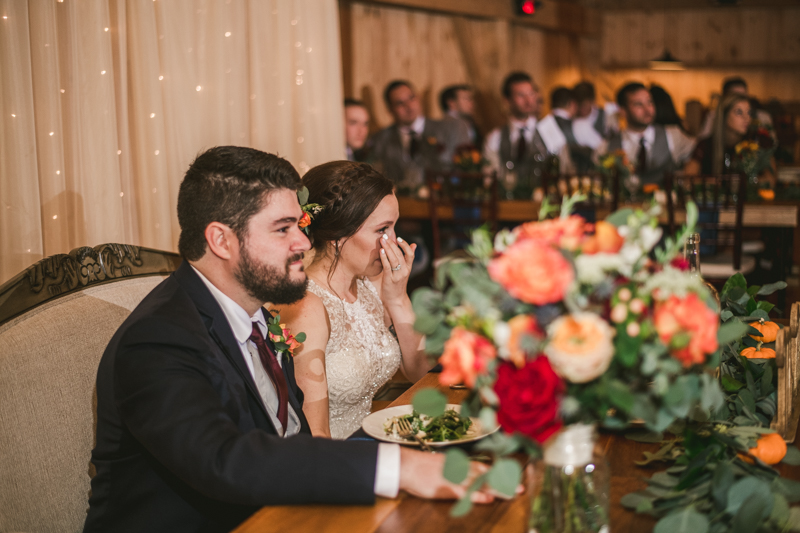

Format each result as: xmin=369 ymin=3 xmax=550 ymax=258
xmin=298 ymin=212 xmax=311 ymax=228
xmin=438 ymin=327 xmax=497 ymax=388
xmin=544 ymin=313 xmax=616 ymax=383
xmin=515 ymin=215 xmax=587 ymax=251
xmin=653 ymin=293 xmax=719 ymax=367
xmin=488 ymin=239 xmax=574 ymax=306
xmin=582 ymin=221 xmax=624 ymax=255
xmin=494 ymin=356 xmax=564 ymax=444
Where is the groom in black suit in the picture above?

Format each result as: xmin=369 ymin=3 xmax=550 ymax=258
xmin=84 ymin=147 xmax=492 ymax=532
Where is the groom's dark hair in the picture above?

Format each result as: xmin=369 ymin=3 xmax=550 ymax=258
xmin=177 ymin=146 xmax=302 ymax=261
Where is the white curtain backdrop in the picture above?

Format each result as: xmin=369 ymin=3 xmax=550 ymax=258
xmin=0 ymin=0 xmax=345 ymax=284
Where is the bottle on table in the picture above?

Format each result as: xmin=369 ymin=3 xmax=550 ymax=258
xmin=684 ymin=232 xmax=721 ymax=310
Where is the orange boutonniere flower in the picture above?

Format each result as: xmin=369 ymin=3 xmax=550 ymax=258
xmin=267 ymin=314 xmax=306 ymax=356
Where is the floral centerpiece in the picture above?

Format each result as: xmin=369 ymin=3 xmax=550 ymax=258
xmin=733 ymin=124 xmax=777 ymax=201
xmin=452 ymin=144 xmax=489 ymax=173
xmin=410 ymin=196 xmax=741 ymax=529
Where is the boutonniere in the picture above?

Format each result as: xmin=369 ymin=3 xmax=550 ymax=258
xmin=267 ymin=314 xmax=306 ymax=356
xmin=297 ymin=186 xmax=324 ymax=236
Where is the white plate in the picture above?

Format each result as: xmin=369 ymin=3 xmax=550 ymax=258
xmin=361 ymin=404 xmax=499 ymax=447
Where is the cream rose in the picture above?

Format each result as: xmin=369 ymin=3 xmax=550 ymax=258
xmin=544 ymin=312 xmax=615 ymax=383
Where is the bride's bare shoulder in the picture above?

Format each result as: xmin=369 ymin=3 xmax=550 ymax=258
xmin=272 ymin=290 xmax=329 ymax=332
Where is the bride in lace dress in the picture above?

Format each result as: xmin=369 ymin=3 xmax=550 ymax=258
xmin=277 ymin=161 xmax=430 ymax=439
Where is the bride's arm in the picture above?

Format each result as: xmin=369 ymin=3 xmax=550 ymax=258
xmin=275 ymin=292 xmax=332 ymax=438
xmin=375 ymin=235 xmax=430 ymax=383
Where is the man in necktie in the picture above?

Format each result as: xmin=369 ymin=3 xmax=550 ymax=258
xmin=595 ymin=82 xmax=695 ymax=186
xmin=85 ymin=146 xmax=495 ymax=533
xmin=371 ymin=80 xmax=469 ymax=190
xmin=483 ymin=71 xmax=549 ymax=198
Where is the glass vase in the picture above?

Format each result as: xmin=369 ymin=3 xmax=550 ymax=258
xmin=529 ymin=424 xmax=609 ymax=533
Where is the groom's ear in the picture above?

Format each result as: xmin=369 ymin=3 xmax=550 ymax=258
xmin=204 ymin=222 xmax=239 ymax=261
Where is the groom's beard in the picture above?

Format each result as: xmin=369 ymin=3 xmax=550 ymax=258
xmin=235 ymin=248 xmax=308 ymax=305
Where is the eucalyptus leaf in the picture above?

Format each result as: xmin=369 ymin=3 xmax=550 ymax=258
xmin=731 ymin=490 xmax=773 ymax=533
xmin=293 ymin=332 xmax=306 ymax=343
xmin=450 ymin=492 xmax=474 ymax=517
xmin=411 ymin=388 xmax=447 ymax=417
xmin=653 ymin=507 xmax=709 ymax=533
xmin=726 ymin=477 xmax=771 ymax=514
xmin=783 ymin=446 xmax=800 ymax=466
xmin=606 ymin=207 xmax=634 ymax=227
xmin=757 ymin=281 xmax=788 ymax=296
xmin=721 ymin=375 xmax=745 ymax=392
xmin=712 ymin=462 xmax=734 ymax=509
xmin=486 ymin=459 xmax=522 ymax=498
xmin=443 ymin=448 xmax=471 ymax=484
xmin=608 ymin=380 xmax=635 ymax=413
xmin=717 ymin=320 xmax=750 ymax=345
xmin=296 ymin=186 xmax=309 ymax=205
xmin=771 ymin=492 xmax=790 ymax=526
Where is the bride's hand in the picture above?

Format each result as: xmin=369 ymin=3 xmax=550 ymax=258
xmin=378 ymin=234 xmax=416 ymax=306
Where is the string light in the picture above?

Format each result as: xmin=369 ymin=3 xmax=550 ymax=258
xmin=196 ymin=85 xmax=202 ymax=91
xmin=49 ymin=131 xmax=54 ymax=136
xmin=150 ymin=113 xmax=155 ymax=118
xmin=296 ymin=69 xmax=303 ymax=75
xmin=56 ymin=170 xmax=60 ymax=175
xmin=297 ymin=137 xmax=304 ymax=143
xmin=101 ymin=70 xmax=106 ymax=75
xmin=120 ymin=192 xmax=124 ymax=197
xmin=104 ymin=27 xmax=109 ymax=32
xmin=224 ymin=32 xmax=231 ymax=37
xmin=11 ymin=114 xmax=15 ymax=118
xmin=2 ymin=16 xmax=7 ymax=20
xmin=154 ymin=150 xmax=159 ymax=155
xmin=158 ymin=75 xmax=163 ymax=80
xmin=117 ymin=150 xmax=122 ymax=155
xmin=60 ymin=89 xmax=65 ymax=93
xmin=52 ymin=215 xmax=58 ymax=220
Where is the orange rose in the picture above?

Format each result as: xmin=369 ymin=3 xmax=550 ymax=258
xmin=642 ymin=184 xmax=659 ymax=194
xmin=581 ymin=221 xmax=624 ymax=255
xmin=507 ymin=315 xmax=541 ymax=368
xmin=654 ymin=293 xmax=719 ymax=367
xmin=488 ymin=239 xmax=574 ymax=306
xmin=515 ymin=216 xmax=587 ymax=251
xmin=298 ymin=212 xmax=311 ymax=228
xmin=439 ymin=327 xmax=497 ymax=388
xmin=544 ymin=313 xmax=615 ymax=383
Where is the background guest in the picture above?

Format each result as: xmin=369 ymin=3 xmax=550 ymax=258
xmin=548 ymin=86 xmax=591 ymax=173
xmin=439 ymin=84 xmax=481 ymax=147
xmin=371 ymin=80 xmax=469 ymax=191
xmin=572 ymin=81 xmax=617 ymax=150
xmin=483 ymin=72 xmax=549 ymax=196
xmin=698 ymin=76 xmax=775 ymax=139
xmin=597 ymin=82 xmax=695 ymax=185
xmin=344 ymin=98 xmax=371 ymax=162
xmin=650 ymin=84 xmax=690 ymax=134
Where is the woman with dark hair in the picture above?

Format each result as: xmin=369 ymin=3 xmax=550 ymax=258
xmin=277 ymin=161 xmax=429 ymax=439
xmin=650 ymin=84 xmax=687 ymax=133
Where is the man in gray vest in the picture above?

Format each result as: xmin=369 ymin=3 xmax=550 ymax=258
xmin=596 ymin=82 xmax=693 ymax=186
xmin=484 ymin=72 xmax=550 ymax=199
xmin=372 ymin=80 xmax=469 ymax=192
xmin=548 ymin=87 xmax=592 ymax=174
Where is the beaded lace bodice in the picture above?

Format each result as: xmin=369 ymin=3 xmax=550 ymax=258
xmin=307 ymin=278 xmax=402 ymax=439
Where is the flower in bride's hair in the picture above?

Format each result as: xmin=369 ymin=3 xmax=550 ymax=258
xmin=488 ymin=239 xmax=574 ymax=306
xmin=298 ymin=212 xmax=311 ymax=228
xmin=544 ymin=313 xmax=615 ymax=384
xmin=438 ymin=327 xmax=496 ymax=388
xmin=494 ymin=356 xmax=563 ymax=444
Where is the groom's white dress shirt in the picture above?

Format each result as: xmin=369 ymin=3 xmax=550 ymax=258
xmin=192 ymin=266 xmax=400 ymax=497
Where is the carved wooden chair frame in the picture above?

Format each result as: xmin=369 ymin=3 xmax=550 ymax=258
xmin=0 ymin=244 xmax=181 ymax=327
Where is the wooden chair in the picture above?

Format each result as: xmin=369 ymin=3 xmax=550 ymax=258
xmin=664 ymin=173 xmax=755 ymax=279
xmin=0 ymin=244 xmax=180 ymax=533
xmin=773 ymin=302 xmax=800 ymax=442
xmin=540 ymin=171 xmax=621 ymax=214
xmin=425 ymin=169 xmax=498 ymax=259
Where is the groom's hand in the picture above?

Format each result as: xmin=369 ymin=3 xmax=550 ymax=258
xmin=397 ymin=448 xmax=495 ymax=503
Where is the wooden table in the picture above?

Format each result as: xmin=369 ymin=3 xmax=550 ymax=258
xmin=233 ymin=373 xmax=800 ymax=533
xmin=397 ymin=198 xmax=799 ymax=228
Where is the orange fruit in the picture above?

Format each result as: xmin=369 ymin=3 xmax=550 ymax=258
xmin=741 ymin=433 xmax=787 ymax=465
xmin=740 ymin=346 xmax=776 ymax=359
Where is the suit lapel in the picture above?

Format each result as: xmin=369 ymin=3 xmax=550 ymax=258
xmin=173 ymin=263 xmax=273 ymax=425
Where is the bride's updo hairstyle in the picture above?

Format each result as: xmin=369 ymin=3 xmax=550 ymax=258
xmin=302 ymin=160 xmax=394 ymax=275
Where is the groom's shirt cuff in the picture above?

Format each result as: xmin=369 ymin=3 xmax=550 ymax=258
xmin=374 ymin=443 xmax=400 ymax=498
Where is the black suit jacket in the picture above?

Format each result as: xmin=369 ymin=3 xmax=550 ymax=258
xmin=84 ymin=262 xmax=379 ymax=533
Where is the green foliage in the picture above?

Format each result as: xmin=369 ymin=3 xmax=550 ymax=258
xmin=411 ymin=388 xmax=447 ymax=417
xmin=443 ymin=448 xmax=470 ymax=484
xmin=623 ymin=274 xmax=791 ymax=533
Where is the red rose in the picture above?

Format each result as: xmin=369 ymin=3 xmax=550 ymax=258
xmin=494 ymin=356 xmax=564 ymax=444
xmin=669 ymin=257 xmax=690 ymax=271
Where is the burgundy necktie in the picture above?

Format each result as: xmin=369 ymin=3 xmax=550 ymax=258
xmin=409 ymin=130 xmax=420 ymax=159
xmin=249 ymin=324 xmax=289 ymax=430
xmin=636 ymin=136 xmax=647 ymax=175
xmin=516 ymin=127 xmax=527 ymax=162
